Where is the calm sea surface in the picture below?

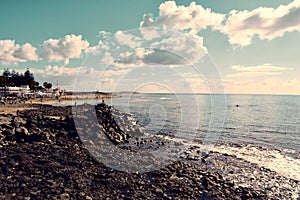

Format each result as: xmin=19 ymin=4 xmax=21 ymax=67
xmin=54 ymin=94 xmax=300 ymax=151
xmin=108 ymin=94 xmax=300 ymax=151
xmin=55 ymin=94 xmax=300 ymax=181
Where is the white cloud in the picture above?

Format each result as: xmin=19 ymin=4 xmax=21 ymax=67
xmin=44 ymin=65 xmax=81 ymax=76
xmin=114 ymin=49 xmax=145 ymax=67
xmin=100 ymin=52 xmax=114 ymax=65
xmin=34 ymin=65 xmax=94 ymax=77
xmin=0 ymin=35 xmax=89 ymax=66
xmin=140 ymin=27 xmax=162 ymax=40
xmin=112 ymin=31 xmax=207 ymax=67
xmin=150 ymin=32 xmax=207 ymax=64
xmin=222 ymin=0 xmax=300 ymax=46
xmin=13 ymin=43 xmax=39 ymax=62
xmin=98 ymin=78 xmax=116 ymax=92
xmin=140 ymin=1 xmax=300 ymax=47
xmin=184 ymin=77 xmax=208 ymax=93
xmin=228 ymin=64 xmax=293 ymax=78
xmin=135 ymin=83 xmax=173 ymax=93
xmin=98 ymin=31 xmax=112 ymax=39
xmin=115 ymin=48 xmax=186 ymax=66
xmin=87 ymin=29 xmax=207 ymax=68
xmin=140 ymin=1 xmax=225 ymax=33
xmin=227 ymin=71 xmax=281 ymax=78
xmin=224 ymin=78 xmax=300 ymax=94
xmin=32 ymin=64 xmax=130 ymax=91
xmin=85 ymin=40 xmax=110 ymax=55
xmin=100 ymin=69 xmax=130 ymax=78
xmin=114 ymin=31 xmax=142 ymax=48
xmin=0 ymin=40 xmax=38 ymax=65
xmin=40 ymin=34 xmax=89 ymax=64
xmin=34 ymin=64 xmax=129 ymax=79
xmin=231 ymin=64 xmax=293 ymax=72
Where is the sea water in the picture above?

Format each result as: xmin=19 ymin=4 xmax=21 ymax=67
xmin=110 ymin=94 xmax=300 ymax=151
xmin=110 ymin=94 xmax=300 ymax=184
xmin=54 ymin=94 xmax=300 ymax=183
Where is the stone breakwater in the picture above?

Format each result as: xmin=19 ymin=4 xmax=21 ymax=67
xmin=0 ymin=103 xmax=299 ymax=199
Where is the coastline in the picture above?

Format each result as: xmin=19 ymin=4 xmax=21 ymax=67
xmin=22 ymin=94 xmax=114 ymax=105
xmin=0 ymin=103 xmax=299 ymax=199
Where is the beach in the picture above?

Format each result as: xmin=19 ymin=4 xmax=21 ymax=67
xmin=0 ymin=102 xmax=299 ymax=199
xmin=2 ymin=0 xmax=300 ymax=199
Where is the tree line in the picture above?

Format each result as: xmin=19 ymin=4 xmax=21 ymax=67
xmin=0 ymin=68 xmax=52 ymax=90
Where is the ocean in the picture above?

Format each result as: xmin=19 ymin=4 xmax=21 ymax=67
xmin=55 ymin=94 xmax=300 ymax=183
xmin=110 ymin=94 xmax=300 ymax=151
xmin=109 ymin=94 xmax=300 ymax=183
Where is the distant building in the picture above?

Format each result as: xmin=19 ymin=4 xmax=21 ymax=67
xmin=53 ymin=87 xmax=65 ymax=97
xmin=0 ymin=86 xmax=19 ymax=92
xmin=20 ymin=85 xmax=30 ymax=92
xmin=0 ymin=85 xmax=30 ymax=96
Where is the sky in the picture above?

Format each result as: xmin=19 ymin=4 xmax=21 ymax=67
xmin=1 ymin=0 xmax=300 ymax=94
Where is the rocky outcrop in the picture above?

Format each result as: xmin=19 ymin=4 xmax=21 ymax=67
xmin=0 ymin=103 xmax=298 ymax=199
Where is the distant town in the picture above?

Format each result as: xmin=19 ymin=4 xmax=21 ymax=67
xmin=0 ymin=68 xmax=65 ymax=104
xmin=0 ymin=68 xmax=117 ymax=105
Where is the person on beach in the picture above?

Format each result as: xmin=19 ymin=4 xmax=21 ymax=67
xmin=100 ymin=99 xmax=105 ymax=106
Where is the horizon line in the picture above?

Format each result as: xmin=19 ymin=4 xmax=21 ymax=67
xmin=69 ymin=91 xmax=300 ymax=96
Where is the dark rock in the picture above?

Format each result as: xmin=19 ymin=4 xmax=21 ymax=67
xmin=0 ymin=103 xmax=293 ymax=199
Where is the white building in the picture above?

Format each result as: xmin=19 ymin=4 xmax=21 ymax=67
xmin=0 ymin=85 xmax=30 ymax=94
xmin=20 ymin=85 xmax=30 ymax=92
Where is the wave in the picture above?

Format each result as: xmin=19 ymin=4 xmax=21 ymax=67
xmin=160 ymin=97 xmax=171 ymax=100
xmin=211 ymin=144 xmax=300 ymax=181
xmin=161 ymin=134 xmax=300 ymax=182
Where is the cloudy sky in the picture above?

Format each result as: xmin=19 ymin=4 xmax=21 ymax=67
xmin=1 ymin=0 xmax=300 ymax=94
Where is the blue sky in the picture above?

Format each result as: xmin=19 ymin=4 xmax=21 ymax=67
xmin=1 ymin=0 xmax=300 ymax=94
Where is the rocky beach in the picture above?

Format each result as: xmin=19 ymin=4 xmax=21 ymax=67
xmin=0 ymin=103 xmax=299 ymax=199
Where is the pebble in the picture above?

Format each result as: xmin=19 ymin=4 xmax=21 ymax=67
xmin=59 ymin=193 xmax=70 ymax=200
xmin=0 ymin=103 xmax=298 ymax=199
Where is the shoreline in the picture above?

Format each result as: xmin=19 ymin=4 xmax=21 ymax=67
xmin=0 ymin=92 xmax=115 ymax=105
xmin=25 ymin=94 xmax=114 ymax=105
xmin=0 ymin=103 xmax=299 ymax=199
